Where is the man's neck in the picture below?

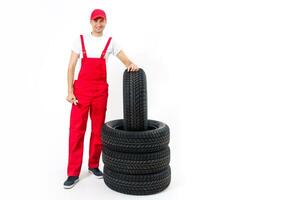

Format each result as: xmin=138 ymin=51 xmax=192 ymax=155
xmin=91 ymin=31 xmax=103 ymax=37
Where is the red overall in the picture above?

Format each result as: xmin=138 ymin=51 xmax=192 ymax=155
xmin=67 ymin=35 xmax=112 ymax=176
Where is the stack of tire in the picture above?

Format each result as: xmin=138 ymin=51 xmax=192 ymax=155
xmin=102 ymin=69 xmax=171 ymax=195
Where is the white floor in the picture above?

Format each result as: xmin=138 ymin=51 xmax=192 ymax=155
xmin=42 ymin=160 xmax=179 ymax=200
xmin=7 ymin=123 xmax=184 ymax=200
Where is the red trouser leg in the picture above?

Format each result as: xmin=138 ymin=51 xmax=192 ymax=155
xmin=67 ymin=96 xmax=90 ymax=177
xmin=88 ymin=93 xmax=108 ymax=169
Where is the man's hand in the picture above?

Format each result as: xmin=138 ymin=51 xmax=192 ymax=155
xmin=126 ymin=63 xmax=140 ymax=72
xmin=66 ymin=92 xmax=78 ymax=105
xmin=116 ymin=50 xmax=140 ymax=72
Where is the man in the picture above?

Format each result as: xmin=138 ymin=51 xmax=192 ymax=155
xmin=64 ymin=8 xmax=139 ymax=189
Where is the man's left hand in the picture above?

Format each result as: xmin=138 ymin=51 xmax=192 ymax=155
xmin=126 ymin=63 xmax=140 ymax=72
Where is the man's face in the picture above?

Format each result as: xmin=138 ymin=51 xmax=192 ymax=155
xmin=90 ymin=17 xmax=106 ymax=33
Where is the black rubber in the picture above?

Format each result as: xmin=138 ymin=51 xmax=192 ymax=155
xmin=102 ymin=146 xmax=170 ymax=175
xmin=104 ymin=165 xmax=171 ymax=195
xmin=102 ymin=119 xmax=170 ymax=153
xmin=123 ymin=69 xmax=148 ymax=131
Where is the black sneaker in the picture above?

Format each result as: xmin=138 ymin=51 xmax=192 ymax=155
xmin=63 ymin=176 xmax=79 ymax=189
xmin=88 ymin=168 xmax=104 ymax=179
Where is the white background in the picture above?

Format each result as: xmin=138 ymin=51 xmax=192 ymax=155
xmin=0 ymin=0 xmax=299 ymax=199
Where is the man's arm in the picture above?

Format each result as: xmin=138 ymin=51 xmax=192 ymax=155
xmin=67 ymin=51 xmax=79 ymax=93
xmin=116 ymin=50 xmax=139 ymax=71
xmin=66 ymin=51 xmax=80 ymax=104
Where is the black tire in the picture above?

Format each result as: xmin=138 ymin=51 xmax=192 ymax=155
xmin=102 ymin=119 xmax=170 ymax=153
xmin=102 ymin=146 xmax=170 ymax=175
xmin=123 ymin=68 xmax=147 ymax=131
xmin=104 ymin=165 xmax=171 ymax=195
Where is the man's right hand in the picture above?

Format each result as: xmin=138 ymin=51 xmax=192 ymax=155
xmin=66 ymin=92 xmax=78 ymax=105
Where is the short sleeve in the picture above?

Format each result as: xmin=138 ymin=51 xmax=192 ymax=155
xmin=110 ymin=38 xmax=122 ymax=56
xmin=71 ymin=36 xmax=81 ymax=55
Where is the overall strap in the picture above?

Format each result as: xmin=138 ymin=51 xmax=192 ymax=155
xmin=80 ymin=35 xmax=87 ymax=58
xmin=100 ymin=37 xmax=112 ymax=59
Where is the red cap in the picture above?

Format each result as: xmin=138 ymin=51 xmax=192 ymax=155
xmin=90 ymin=9 xmax=106 ymax=20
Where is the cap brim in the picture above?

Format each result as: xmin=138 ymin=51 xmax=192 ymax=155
xmin=91 ymin=15 xmax=106 ymax=20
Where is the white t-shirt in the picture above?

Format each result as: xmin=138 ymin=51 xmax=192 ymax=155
xmin=71 ymin=33 xmax=122 ymax=60
xmin=71 ymin=33 xmax=122 ymax=80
